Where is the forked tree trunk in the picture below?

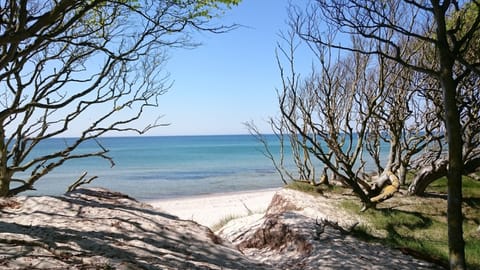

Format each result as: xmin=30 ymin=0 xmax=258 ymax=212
xmin=369 ymin=170 xmax=400 ymax=203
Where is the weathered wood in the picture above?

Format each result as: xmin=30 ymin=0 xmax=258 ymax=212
xmin=408 ymin=157 xmax=480 ymax=196
xmin=408 ymin=160 xmax=448 ymax=196
xmin=370 ymin=171 xmax=400 ymax=203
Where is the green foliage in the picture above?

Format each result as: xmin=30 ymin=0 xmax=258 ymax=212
xmin=175 ymin=0 xmax=241 ymax=19
xmin=77 ymin=0 xmax=141 ymax=36
xmin=0 ymin=0 xmax=242 ymax=196
xmin=446 ymin=1 xmax=480 ymax=61
xmin=80 ymin=0 xmax=241 ymax=28
xmin=446 ymin=2 xmax=480 ymax=32
xmin=194 ymin=0 xmax=241 ymax=7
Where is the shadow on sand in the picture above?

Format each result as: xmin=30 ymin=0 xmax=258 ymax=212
xmin=0 ymin=188 xmax=269 ymax=269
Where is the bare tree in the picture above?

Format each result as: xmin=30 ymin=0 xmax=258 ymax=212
xmin=245 ymin=120 xmax=290 ymax=185
xmin=366 ymin=57 xmax=445 ymax=186
xmin=246 ymin=94 xmax=321 ymax=186
xmin=408 ymin=70 xmax=480 ymax=195
xmin=272 ymin=27 xmax=393 ymax=208
xmin=293 ymin=1 xmax=480 ymax=268
xmin=0 ymin=0 xmax=238 ymax=196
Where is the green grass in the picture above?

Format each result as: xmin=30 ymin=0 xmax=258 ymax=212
xmin=427 ymin=175 xmax=480 ymax=198
xmin=337 ymin=175 xmax=480 ymax=269
xmin=210 ymin=213 xmax=242 ymax=232
xmin=210 ymin=208 xmax=267 ymax=232
xmin=285 ymin=181 xmax=321 ymax=195
xmin=285 ymin=180 xmax=344 ymax=195
xmin=283 ymin=175 xmax=480 ymax=268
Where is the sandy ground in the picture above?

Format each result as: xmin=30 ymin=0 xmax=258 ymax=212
xmin=147 ymin=188 xmax=279 ymax=228
xmin=0 ymin=188 xmax=268 ymax=269
xmin=147 ymin=188 xmax=442 ymax=269
xmin=218 ymin=189 xmax=444 ymax=269
xmin=0 ymin=187 xmax=444 ymax=269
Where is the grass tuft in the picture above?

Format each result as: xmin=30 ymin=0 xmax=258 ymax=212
xmin=210 ymin=213 xmax=242 ymax=232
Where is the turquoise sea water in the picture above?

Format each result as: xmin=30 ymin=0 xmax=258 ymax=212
xmin=22 ymin=135 xmax=285 ymax=200
xmin=21 ymin=134 xmax=388 ymax=200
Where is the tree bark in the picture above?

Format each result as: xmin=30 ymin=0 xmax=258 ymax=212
xmin=370 ymin=171 xmax=400 ymax=203
xmin=407 ymin=159 xmax=448 ymax=196
xmin=399 ymin=161 xmax=408 ymax=186
xmin=0 ymin=126 xmax=10 ymax=197
xmin=442 ymin=75 xmax=465 ymax=270
xmin=434 ymin=2 xmax=466 ymax=268
xmin=408 ymin=157 xmax=480 ymax=196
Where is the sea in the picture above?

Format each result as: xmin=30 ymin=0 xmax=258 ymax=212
xmin=20 ymin=134 xmax=388 ymax=200
xmin=21 ymin=135 xmax=287 ymax=200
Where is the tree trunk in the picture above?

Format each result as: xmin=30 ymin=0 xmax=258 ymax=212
xmin=0 ymin=127 xmax=10 ymax=197
xmin=434 ymin=4 xmax=466 ymax=268
xmin=443 ymin=75 xmax=466 ymax=270
xmin=399 ymin=161 xmax=408 ymax=186
xmin=407 ymin=159 xmax=448 ymax=196
xmin=408 ymin=157 xmax=480 ymax=196
xmin=370 ymin=170 xmax=400 ymax=203
xmin=385 ymin=135 xmax=398 ymax=172
xmin=0 ymin=174 xmax=9 ymax=197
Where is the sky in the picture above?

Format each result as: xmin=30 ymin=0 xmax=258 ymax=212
xmin=4 ymin=0 xmax=315 ymax=138
xmin=147 ymin=0 xmax=308 ymax=136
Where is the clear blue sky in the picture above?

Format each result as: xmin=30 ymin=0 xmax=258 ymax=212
xmin=146 ymin=0 xmax=309 ymax=136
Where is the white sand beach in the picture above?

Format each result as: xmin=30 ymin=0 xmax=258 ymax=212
xmin=147 ymin=188 xmax=279 ymax=228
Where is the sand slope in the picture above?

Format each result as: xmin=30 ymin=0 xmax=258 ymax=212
xmin=148 ymin=188 xmax=279 ymax=228
xmin=0 ymin=188 xmax=268 ymax=270
xmin=218 ymin=189 xmax=444 ymax=270
xmin=0 ymin=187 xmax=446 ymax=269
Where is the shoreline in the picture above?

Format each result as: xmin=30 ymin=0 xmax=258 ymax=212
xmin=146 ymin=187 xmax=280 ymax=228
xmin=142 ymin=187 xmax=281 ymax=203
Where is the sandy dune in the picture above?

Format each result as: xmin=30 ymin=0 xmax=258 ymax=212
xmin=147 ymin=188 xmax=279 ymax=228
xmin=151 ymin=187 xmax=443 ymax=269
xmin=0 ymin=187 xmax=444 ymax=269
xmin=0 ymin=188 xmax=268 ymax=269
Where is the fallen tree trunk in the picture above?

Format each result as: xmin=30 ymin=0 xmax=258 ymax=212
xmin=407 ymin=159 xmax=448 ymax=196
xmin=370 ymin=171 xmax=400 ymax=203
xmin=408 ymin=157 xmax=480 ymax=196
